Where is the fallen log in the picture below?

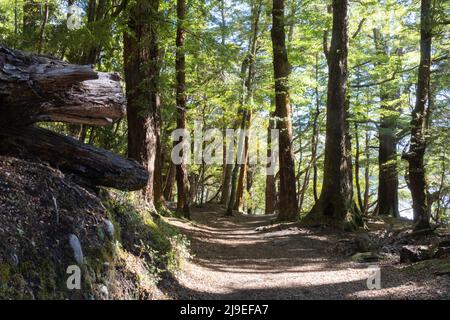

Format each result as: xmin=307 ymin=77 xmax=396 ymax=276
xmin=0 ymin=45 xmax=125 ymax=127
xmin=0 ymin=126 xmax=148 ymax=191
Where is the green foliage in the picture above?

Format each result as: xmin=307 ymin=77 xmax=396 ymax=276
xmin=0 ymin=0 xmax=448 ymax=222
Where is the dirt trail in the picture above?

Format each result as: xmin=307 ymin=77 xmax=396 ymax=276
xmin=163 ymin=205 xmax=449 ymax=299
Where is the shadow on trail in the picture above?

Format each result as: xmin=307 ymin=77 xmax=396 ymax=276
xmin=158 ymin=204 xmax=440 ymax=300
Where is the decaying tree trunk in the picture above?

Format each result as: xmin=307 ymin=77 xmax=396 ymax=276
xmin=0 ymin=44 xmax=148 ymax=192
xmin=0 ymin=45 xmax=125 ymax=127
xmin=0 ymin=126 xmax=148 ymax=191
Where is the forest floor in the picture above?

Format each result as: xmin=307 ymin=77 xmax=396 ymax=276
xmin=161 ymin=204 xmax=450 ymax=300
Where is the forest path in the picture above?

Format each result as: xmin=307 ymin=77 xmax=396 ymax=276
xmin=163 ymin=204 xmax=447 ymax=299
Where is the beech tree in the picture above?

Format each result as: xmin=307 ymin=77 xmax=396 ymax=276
xmin=174 ymin=0 xmax=191 ymax=218
xmin=404 ymin=0 xmax=433 ymax=231
xmin=123 ymin=0 xmax=160 ymax=210
xmin=305 ymin=0 xmax=358 ymax=228
xmin=271 ymin=0 xmax=298 ymax=222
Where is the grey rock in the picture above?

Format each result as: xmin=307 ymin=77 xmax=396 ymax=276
xmin=69 ymin=234 xmax=84 ymax=265
xmin=434 ymin=246 xmax=450 ymax=259
xmin=103 ymin=219 xmax=115 ymax=238
xmin=400 ymin=245 xmax=431 ymax=263
xmin=8 ymin=251 xmax=19 ymax=266
xmin=438 ymin=240 xmax=450 ymax=248
xmin=98 ymin=284 xmax=109 ymax=299
xmin=355 ymin=233 xmax=372 ymax=252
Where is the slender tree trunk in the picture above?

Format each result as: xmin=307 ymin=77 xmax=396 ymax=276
xmin=363 ymin=127 xmax=370 ymax=213
xmin=271 ymin=0 xmax=298 ymax=221
xmin=175 ymin=0 xmax=190 ymax=218
xmin=37 ymin=0 xmax=49 ymax=54
xmin=234 ymin=1 xmax=261 ymax=212
xmin=306 ymin=0 xmax=356 ymax=229
xmin=312 ymin=53 xmax=321 ymax=203
xmin=246 ymin=164 xmax=254 ymax=214
xmin=354 ymin=123 xmax=364 ymax=211
xmin=234 ymin=112 xmax=251 ymax=211
xmin=265 ymin=116 xmax=277 ymax=215
xmin=298 ymin=158 xmax=312 ymax=213
xmin=14 ymin=0 xmax=19 ymax=35
xmin=227 ymin=110 xmax=247 ymax=216
xmin=124 ymin=0 xmax=160 ymax=210
xmin=23 ymin=0 xmax=40 ymax=50
xmin=220 ymin=131 xmax=233 ymax=205
xmin=164 ymin=162 xmax=176 ymax=201
xmin=405 ymin=0 xmax=432 ymax=231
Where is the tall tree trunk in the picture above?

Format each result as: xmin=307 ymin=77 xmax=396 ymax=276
xmin=14 ymin=0 xmax=19 ymax=35
xmin=405 ymin=0 xmax=432 ymax=231
xmin=234 ymin=1 xmax=261 ymax=212
xmin=220 ymin=130 xmax=233 ymax=205
xmin=164 ymin=162 xmax=176 ymax=201
xmin=226 ymin=57 xmax=249 ymax=216
xmin=234 ymin=112 xmax=250 ymax=211
xmin=271 ymin=0 xmax=298 ymax=221
xmin=373 ymin=28 xmax=399 ymax=217
xmin=123 ymin=0 xmax=160 ymax=210
xmin=265 ymin=116 xmax=277 ymax=215
xmin=23 ymin=0 xmax=40 ymax=50
xmin=37 ymin=0 xmax=49 ymax=54
xmin=363 ymin=127 xmax=370 ymax=213
xmin=246 ymin=164 xmax=254 ymax=214
xmin=154 ymin=127 xmax=164 ymax=207
xmin=305 ymin=0 xmax=356 ymax=229
xmin=354 ymin=123 xmax=364 ymax=211
xmin=227 ymin=110 xmax=247 ymax=216
xmin=312 ymin=53 xmax=321 ymax=203
xmin=175 ymin=0 xmax=191 ymax=218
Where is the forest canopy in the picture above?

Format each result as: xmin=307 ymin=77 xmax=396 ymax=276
xmin=0 ymin=0 xmax=448 ymax=227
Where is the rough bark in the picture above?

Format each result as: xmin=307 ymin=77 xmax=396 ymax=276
xmin=405 ymin=0 xmax=432 ymax=231
xmin=175 ymin=0 xmax=191 ymax=218
xmin=373 ymin=28 xmax=399 ymax=217
xmin=124 ymin=0 xmax=161 ymax=207
xmin=305 ymin=0 xmax=356 ymax=229
xmin=0 ymin=45 xmax=125 ymax=127
xmin=271 ymin=0 xmax=298 ymax=221
xmin=154 ymin=106 xmax=164 ymax=207
xmin=0 ymin=126 xmax=148 ymax=191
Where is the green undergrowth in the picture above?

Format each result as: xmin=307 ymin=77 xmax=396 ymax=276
xmin=102 ymin=190 xmax=191 ymax=274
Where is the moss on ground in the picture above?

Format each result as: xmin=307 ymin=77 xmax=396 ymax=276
xmin=0 ymin=156 xmax=189 ymax=299
xmin=404 ymin=259 xmax=450 ymax=275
